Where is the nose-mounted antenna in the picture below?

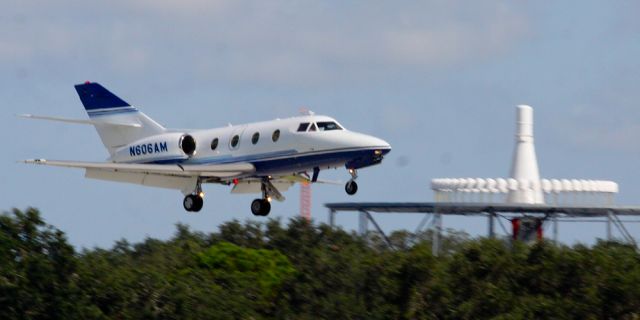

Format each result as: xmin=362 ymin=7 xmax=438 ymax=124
xmin=299 ymin=107 xmax=315 ymax=116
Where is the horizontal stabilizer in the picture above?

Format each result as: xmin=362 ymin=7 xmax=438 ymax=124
xmin=18 ymin=114 xmax=142 ymax=128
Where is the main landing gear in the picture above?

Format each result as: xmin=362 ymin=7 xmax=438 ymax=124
xmin=183 ymin=180 xmax=204 ymax=212
xmin=251 ymin=177 xmax=284 ymax=216
xmin=251 ymin=178 xmax=272 ymax=216
xmin=183 ymin=194 xmax=204 ymax=212
xmin=251 ymin=198 xmax=271 ymax=216
xmin=345 ymin=169 xmax=358 ymax=195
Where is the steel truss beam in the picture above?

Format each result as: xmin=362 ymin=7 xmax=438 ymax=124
xmin=327 ymin=202 xmax=640 ymax=254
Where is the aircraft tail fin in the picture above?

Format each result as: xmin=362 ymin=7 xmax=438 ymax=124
xmin=74 ymin=82 xmax=166 ymax=155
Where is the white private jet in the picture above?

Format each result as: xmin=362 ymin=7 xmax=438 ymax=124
xmin=23 ymin=82 xmax=391 ymax=216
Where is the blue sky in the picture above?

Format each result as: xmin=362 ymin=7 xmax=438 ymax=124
xmin=2 ymin=1 xmax=640 ymax=248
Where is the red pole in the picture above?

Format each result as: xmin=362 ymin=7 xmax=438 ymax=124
xmin=536 ymin=219 xmax=543 ymax=241
xmin=511 ymin=218 xmax=520 ymax=240
xmin=300 ymin=182 xmax=311 ymax=221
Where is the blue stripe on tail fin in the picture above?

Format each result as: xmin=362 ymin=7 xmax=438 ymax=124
xmin=74 ymin=82 xmax=130 ymax=110
xmin=72 ymin=81 xmax=166 ymax=155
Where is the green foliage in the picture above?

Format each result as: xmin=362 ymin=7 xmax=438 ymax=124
xmin=0 ymin=208 xmax=99 ymax=319
xmin=2 ymin=208 xmax=640 ymax=319
xmin=197 ymin=241 xmax=296 ymax=305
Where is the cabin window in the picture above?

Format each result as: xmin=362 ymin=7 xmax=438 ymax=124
xmin=308 ymin=123 xmax=317 ymax=132
xmin=211 ymin=138 xmax=219 ymax=150
xmin=317 ymin=121 xmax=343 ymax=131
xmin=297 ymin=123 xmax=310 ymax=132
xmin=230 ymin=135 xmax=240 ymax=148
xmin=272 ymin=129 xmax=280 ymax=142
xmin=251 ymin=132 xmax=260 ymax=145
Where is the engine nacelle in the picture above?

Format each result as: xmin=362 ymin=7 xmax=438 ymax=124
xmin=112 ymin=132 xmax=197 ymax=163
xmin=179 ymin=134 xmax=196 ymax=156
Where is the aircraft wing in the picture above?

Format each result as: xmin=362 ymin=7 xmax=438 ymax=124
xmin=230 ymin=173 xmax=342 ymax=201
xmin=24 ymin=159 xmax=255 ymax=178
xmin=278 ymin=174 xmax=343 ymax=185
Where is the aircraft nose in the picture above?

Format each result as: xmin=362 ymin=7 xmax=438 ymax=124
xmin=343 ymin=132 xmax=391 ymax=169
xmin=349 ymin=131 xmax=388 ymax=146
xmin=366 ymin=135 xmax=391 ymax=152
xmin=379 ymin=137 xmax=391 ymax=151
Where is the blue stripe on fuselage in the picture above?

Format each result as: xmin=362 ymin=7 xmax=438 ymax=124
xmin=251 ymin=148 xmax=378 ymax=174
xmin=139 ymin=147 xmax=390 ymax=175
xmin=184 ymin=149 xmax=298 ymax=165
xmin=133 ymin=149 xmax=298 ymax=165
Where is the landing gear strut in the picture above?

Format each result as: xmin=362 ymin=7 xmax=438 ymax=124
xmin=345 ymin=169 xmax=358 ymax=195
xmin=251 ymin=177 xmax=275 ymax=216
xmin=183 ymin=179 xmax=204 ymax=212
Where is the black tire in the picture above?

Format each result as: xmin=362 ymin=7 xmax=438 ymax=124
xmin=192 ymin=195 xmax=204 ymax=212
xmin=345 ymin=181 xmax=358 ymax=195
xmin=183 ymin=195 xmax=195 ymax=212
xmin=261 ymin=200 xmax=271 ymax=216
xmin=251 ymin=199 xmax=271 ymax=216
xmin=251 ymin=199 xmax=263 ymax=216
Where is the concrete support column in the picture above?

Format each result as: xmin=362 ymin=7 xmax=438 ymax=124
xmin=553 ymin=214 xmax=559 ymax=244
xmin=329 ymin=210 xmax=335 ymax=227
xmin=607 ymin=211 xmax=612 ymax=241
xmin=488 ymin=212 xmax=495 ymax=238
xmin=432 ymin=213 xmax=442 ymax=256
xmin=359 ymin=210 xmax=368 ymax=236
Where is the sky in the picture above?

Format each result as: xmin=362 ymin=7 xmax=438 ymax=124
xmin=2 ymin=1 xmax=640 ymax=249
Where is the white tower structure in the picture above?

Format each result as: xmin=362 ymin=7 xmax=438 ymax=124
xmin=430 ymin=105 xmax=618 ymax=206
xmin=506 ymin=105 xmax=544 ymax=204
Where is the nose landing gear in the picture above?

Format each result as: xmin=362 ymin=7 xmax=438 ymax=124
xmin=345 ymin=180 xmax=358 ymax=195
xmin=345 ymin=169 xmax=358 ymax=195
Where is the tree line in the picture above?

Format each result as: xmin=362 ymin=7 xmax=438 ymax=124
xmin=1 ymin=208 xmax=639 ymax=319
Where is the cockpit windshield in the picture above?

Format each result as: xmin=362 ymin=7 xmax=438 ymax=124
xmin=297 ymin=123 xmax=310 ymax=132
xmin=316 ymin=121 xmax=343 ymax=131
xmin=297 ymin=121 xmax=343 ymax=132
